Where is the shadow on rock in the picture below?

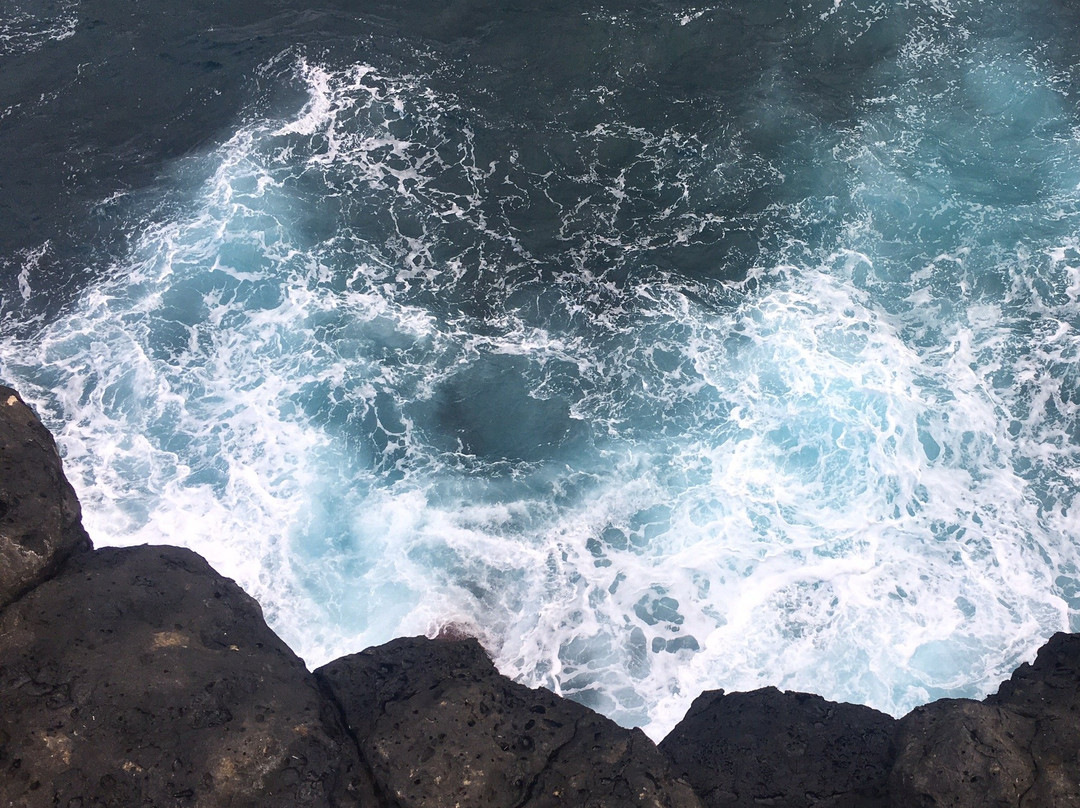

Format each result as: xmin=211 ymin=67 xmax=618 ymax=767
xmin=0 ymin=544 xmax=379 ymax=807
xmin=317 ymin=636 xmax=702 ymax=808
xmin=659 ymin=687 xmax=896 ymax=808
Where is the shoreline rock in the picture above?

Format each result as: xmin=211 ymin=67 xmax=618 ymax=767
xmin=317 ymin=636 xmax=702 ymax=808
xmin=0 ymin=385 xmax=90 ymax=609
xmin=3 ymin=386 xmax=1079 ymax=807
xmin=890 ymin=632 xmax=1080 ymax=808
xmin=659 ymin=688 xmax=896 ymax=807
xmin=0 ymin=544 xmax=378 ymax=807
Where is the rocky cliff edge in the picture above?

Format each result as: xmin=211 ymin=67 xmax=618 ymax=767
xmin=2 ymin=384 xmax=1078 ymax=808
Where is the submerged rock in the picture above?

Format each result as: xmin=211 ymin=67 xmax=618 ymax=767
xmin=659 ymin=687 xmax=896 ymax=808
xmin=0 ymin=544 xmax=379 ymax=807
xmin=317 ymin=636 xmax=703 ymax=808
xmin=0 ymin=385 xmax=90 ymax=608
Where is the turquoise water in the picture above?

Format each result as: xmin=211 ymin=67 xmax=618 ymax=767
xmin=3 ymin=0 xmax=1080 ymax=738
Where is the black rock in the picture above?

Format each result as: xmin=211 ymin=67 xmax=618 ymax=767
xmin=890 ymin=632 xmax=1080 ymax=808
xmin=7 ymin=381 xmax=1080 ymax=808
xmin=989 ymin=632 xmax=1080 ymax=719
xmin=317 ymin=635 xmax=702 ymax=808
xmin=989 ymin=632 xmax=1080 ymax=807
xmin=658 ymin=687 xmax=897 ymax=807
xmin=0 ymin=385 xmax=91 ymax=608
xmin=0 ymin=544 xmax=379 ymax=807
xmin=889 ymin=699 xmax=1036 ymax=808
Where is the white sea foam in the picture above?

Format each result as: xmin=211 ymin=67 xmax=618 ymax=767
xmin=0 ymin=0 xmax=77 ymax=56
xmin=3 ymin=9 xmax=1080 ymax=741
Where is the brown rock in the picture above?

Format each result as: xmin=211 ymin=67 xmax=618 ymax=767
xmin=317 ymin=636 xmax=702 ymax=808
xmin=0 ymin=385 xmax=91 ymax=608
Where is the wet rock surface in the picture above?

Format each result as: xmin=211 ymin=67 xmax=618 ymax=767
xmin=317 ymin=636 xmax=703 ymax=808
xmin=659 ymin=687 xmax=896 ymax=808
xmin=0 ymin=385 xmax=90 ymax=608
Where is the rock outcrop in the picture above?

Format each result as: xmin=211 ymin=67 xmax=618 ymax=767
xmin=0 ymin=543 xmax=380 ymax=807
xmin=317 ymin=636 xmax=702 ymax=808
xmin=889 ymin=632 xmax=1080 ymax=808
xmin=889 ymin=699 xmax=1036 ymax=808
xmin=3 ymin=384 xmax=1080 ymax=808
xmin=659 ymin=688 xmax=896 ymax=807
xmin=0 ymin=385 xmax=90 ymax=608
xmin=988 ymin=632 xmax=1080 ymax=806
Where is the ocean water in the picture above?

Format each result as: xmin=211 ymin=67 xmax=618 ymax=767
xmin=3 ymin=0 xmax=1080 ymax=738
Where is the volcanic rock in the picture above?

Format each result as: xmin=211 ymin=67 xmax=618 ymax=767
xmin=7 ymin=380 xmax=1080 ymax=808
xmin=317 ymin=635 xmax=703 ymax=808
xmin=890 ymin=632 xmax=1080 ymax=808
xmin=659 ymin=687 xmax=896 ymax=807
xmin=989 ymin=632 xmax=1080 ymax=807
xmin=0 ymin=385 xmax=91 ymax=608
xmin=0 ymin=543 xmax=379 ymax=808
xmin=889 ymin=699 xmax=1036 ymax=808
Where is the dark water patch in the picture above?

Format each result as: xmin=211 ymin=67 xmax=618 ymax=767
xmin=0 ymin=0 xmax=355 ymax=323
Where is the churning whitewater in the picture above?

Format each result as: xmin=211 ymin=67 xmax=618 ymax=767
xmin=3 ymin=0 xmax=1080 ymax=738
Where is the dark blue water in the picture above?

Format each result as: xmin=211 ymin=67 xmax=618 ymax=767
xmin=3 ymin=0 xmax=1080 ymax=737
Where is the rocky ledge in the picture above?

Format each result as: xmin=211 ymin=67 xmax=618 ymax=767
xmin=2 ymin=383 xmax=1078 ymax=808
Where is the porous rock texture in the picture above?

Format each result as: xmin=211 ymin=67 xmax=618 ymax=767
xmin=889 ymin=699 xmax=1036 ymax=808
xmin=0 ymin=543 xmax=380 ymax=807
xmin=659 ymin=687 xmax=896 ymax=807
xmin=988 ymin=632 xmax=1080 ymax=806
xmin=5 ymin=383 xmax=1080 ymax=808
xmin=317 ymin=636 xmax=703 ymax=808
xmin=890 ymin=631 xmax=1080 ymax=808
xmin=0 ymin=385 xmax=90 ymax=608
